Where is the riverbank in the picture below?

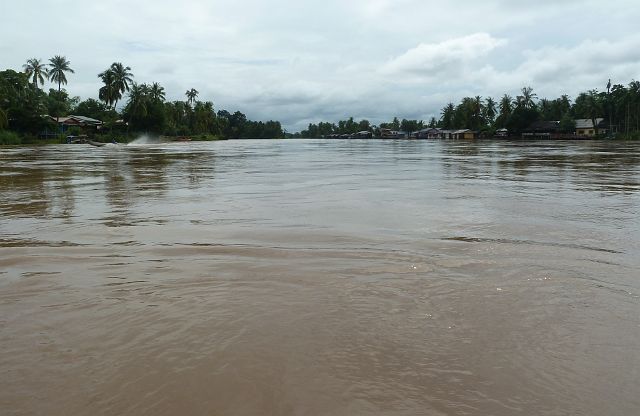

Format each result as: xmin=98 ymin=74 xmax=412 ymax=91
xmin=0 ymin=130 xmax=228 ymax=145
xmin=3 ymin=130 xmax=638 ymax=146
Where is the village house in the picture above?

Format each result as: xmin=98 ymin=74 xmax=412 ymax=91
xmin=47 ymin=115 xmax=104 ymax=133
xmin=521 ymin=120 xmax=561 ymax=139
xmin=379 ymin=128 xmax=407 ymax=139
xmin=412 ymin=128 xmax=440 ymax=139
xmin=451 ymin=129 xmax=477 ymax=140
xmin=575 ymin=118 xmax=607 ymax=137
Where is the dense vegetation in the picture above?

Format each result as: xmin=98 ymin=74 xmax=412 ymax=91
xmin=296 ymin=83 xmax=640 ymax=139
xmin=0 ymin=57 xmax=284 ymax=144
xmin=2 ymin=55 xmax=639 ymax=144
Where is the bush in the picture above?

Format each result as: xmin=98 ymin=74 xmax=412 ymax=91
xmin=0 ymin=130 xmax=22 ymax=145
xmin=67 ymin=126 xmax=83 ymax=136
xmin=619 ymin=131 xmax=640 ymax=140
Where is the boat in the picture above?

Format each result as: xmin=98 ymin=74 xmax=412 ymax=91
xmin=66 ymin=135 xmax=106 ymax=146
xmin=86 ymin=140 xmax=107 ymax=147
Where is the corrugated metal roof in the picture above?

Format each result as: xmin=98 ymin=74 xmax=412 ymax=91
xmin=69 ymin=115 xmax=103 ymax=124
xmin=575 ymin=118 xmax=604 ymax=129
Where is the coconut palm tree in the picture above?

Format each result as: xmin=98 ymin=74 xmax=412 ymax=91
xmin=440 ymin=103 xmax=455 ymax=129
xmin=559 ymin=95 xmax=571 ymax=115
xmin=98 ymin=69 xmax=117 ymax=109
xmin=186 ymin=88 xmax=199 ymax=106
xmin=99 ymin=63 xmax=133 ymax=110
xmin=499 ymin=94 xmax=513 ymax=116
xmin=484 ymin=97 xmax=496 ymax=125
xmin=110 ymin=63 xmax=133 ymax=96
xmin=127 ymin=83 xmax=150 ymax=118
xmin=149 ymin=82 xmax=165 ymax=103
xmin=495 ymin=94 xmax=514 ymax=128
xmin=23 ymin=58 xmax=48 ymax=89
xmin=519 ymin=86 xmax=537 ymax=109
xmin=48 ymin=55 xmax=74 ymax=92
xmin=473 ymin=96 xmax=484 ymax=129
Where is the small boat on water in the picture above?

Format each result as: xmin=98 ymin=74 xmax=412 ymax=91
xmin=86 ymin=140 xmax=107 ymax=147
xmin=66 ymin=135 xmax=109 ymax=147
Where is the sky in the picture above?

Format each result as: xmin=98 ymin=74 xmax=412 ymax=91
xmin=2 ymin=0 xmax=639 ymax=131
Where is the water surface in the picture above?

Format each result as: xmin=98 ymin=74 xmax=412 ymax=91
xmin=1 ymin=139 xmax=639 ymax=415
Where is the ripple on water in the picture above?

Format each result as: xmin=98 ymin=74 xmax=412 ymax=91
xmin=1 ymin=140 xmax=639 ymax=415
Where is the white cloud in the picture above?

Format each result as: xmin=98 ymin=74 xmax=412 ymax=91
xmin=379 ymin=34 xmax=506 ymax=79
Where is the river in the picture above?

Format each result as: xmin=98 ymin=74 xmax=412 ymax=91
xmin=1 ymin=139 xmax=639 ymax=415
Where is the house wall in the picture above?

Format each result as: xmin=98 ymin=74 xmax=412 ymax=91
xmin=577 ymin=128 xmax=606 ymax=136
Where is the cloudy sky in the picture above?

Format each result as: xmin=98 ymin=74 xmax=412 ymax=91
xmin=2 ymin=0 xmax=639 ymax=131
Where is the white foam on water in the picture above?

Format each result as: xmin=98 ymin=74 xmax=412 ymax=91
xmin=127 ymin=134 xmax=160 ymax=146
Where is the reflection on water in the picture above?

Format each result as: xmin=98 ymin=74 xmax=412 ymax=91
xmin=1 ymin=140 xmax=639 ymax=416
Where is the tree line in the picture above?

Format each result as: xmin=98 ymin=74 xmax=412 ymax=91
xmin=0 ymin=57 xmax=285 ymax=142
xmin=295 ymin=82 xmax=640 ymax=139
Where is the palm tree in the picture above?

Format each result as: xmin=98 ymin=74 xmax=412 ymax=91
xmin=440 ymin=103 xmax=455 ymax=129
xmin=539 ymin=98 xmax=551 ymax=120
xmin=559 ymin=94 xmax=571 ymax=115
xmin=585 ymin=90 xmax=603 ymax=135
xmin=628 ymin=80 xmax=640 ymax=133
xmin=473 ymin=96 xmax=484 ymax=129
xmin=110 ymin=63 xmax=133 ymax=95
xmin=149 ymin=82 xmax=165 ymax=103
xmin=0 ymin=107 xmax=8 ymax=130
xmin=48 ymin=55 xmax=74 ymax=92
xmin=484 ymin=97 xmax=496 ymax=125
xmin=495 ymin=94 xmax=514 ymax=128
xmin=519 ymin=86 xmax=537 ymax=109
xmin=98 ymin=69 xmax=117 ymax=109
xmin=499 ymin=94 xmax=513 ymax=116
xmin=23 ymin=58 xmax=48 ymax=89
xmin=99 ymin=63 xmax=133 ymax=110
xmin=127 ymin=83 xmax=150 ymax=118
xmin=186 ymin=88 xmax=199 ymax=106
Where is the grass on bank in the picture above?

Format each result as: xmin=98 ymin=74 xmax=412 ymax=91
xmin=0 ymin=130 xmax=22 ymax=145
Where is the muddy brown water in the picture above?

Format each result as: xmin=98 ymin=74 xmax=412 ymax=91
xmin=1 ymin=139 xmax=639 ymax=415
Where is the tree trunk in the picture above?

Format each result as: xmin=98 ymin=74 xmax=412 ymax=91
xmin=627 ymin=102 xmax=630 ymax=135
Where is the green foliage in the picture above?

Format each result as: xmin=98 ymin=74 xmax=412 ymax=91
xmin=48 ymin=55 xmax=74 ymax=91
xmin=0 ymin=108 xmax=7 ymax=129
xmin=450 ymin=97 xmax=484 ymax=130
xmin=185 ymin=88 xmax=199 ymax=106
xmin=22 ymin=58 xmax=48 ymax=89
xmin=399 ymin=119 xmax=422 ymax=133
xmin=46 ymin=89 xmax=75 ymax=118
xmin=74 ymin=98 xmax=116 ymax=122
xmin=559 ymin=114 xmax=577 ymax=133
xmin=506 ymin=107 xmax=539 ymax=133
xmin=2 ymin=60 xmax=282 ymax=141
xmin=67 ymin=126 xmax=82 ymax=136
xmin=0 ymin=130 xmax=21 ymax=145
xmin=98 ymin=62 xmax=133 ymax=109
xmin=0 ymin=69 xmax=49 ymax=133
xmin=440 ymin=104 xmax=455 ymax=129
